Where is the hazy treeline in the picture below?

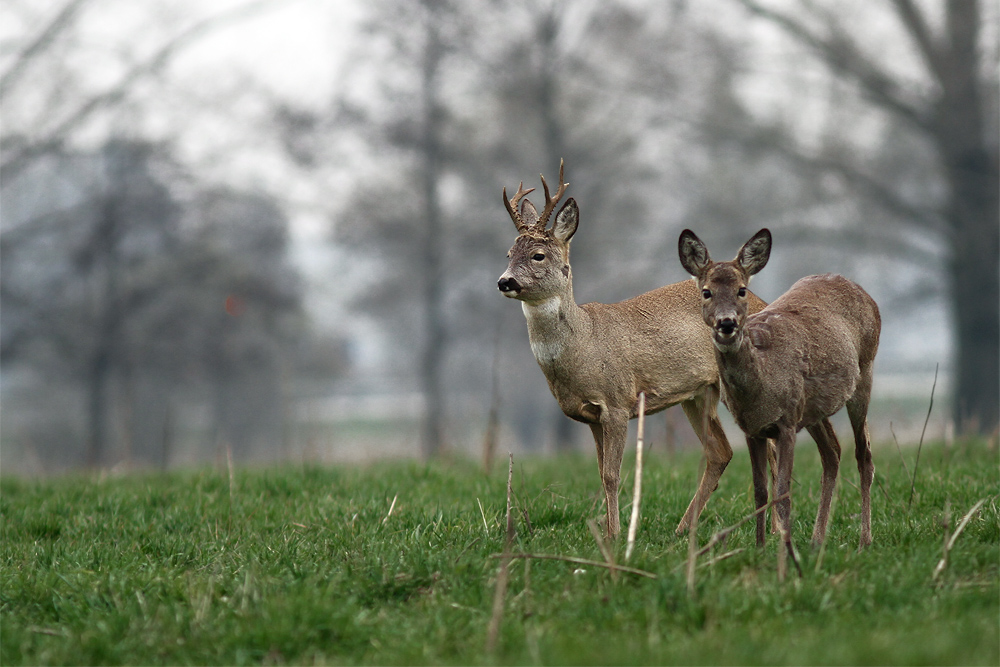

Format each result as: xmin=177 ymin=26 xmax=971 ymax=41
xmin=1 ymin=0 xmax=996 ymax=472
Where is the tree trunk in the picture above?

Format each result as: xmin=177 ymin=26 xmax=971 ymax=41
xmin=937 ymin=0 xmax=999 ymax=434
xmin=944 ymin=143 xmax=999 ymax=433
xmin=538 ymin=10 xmax=578 ymax=453
xmin=419 ymin=13 xmax=446 ymax=458
xmin=948 ymin=212 xmax=999 ymax=434
xmin=85 ymin=350 xmax=111 ymax=467
xmin=735 ymin=0 xmax=999 ymax=434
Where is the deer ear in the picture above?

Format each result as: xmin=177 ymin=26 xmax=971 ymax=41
xmin=520 ymin=199 xmax=540 ymax=229
xmin=678 ymin=229 xmax=711 ymax=277
xmin=551 ymin=198 xmax=578 ymax=243
xmin=736 ymin=228 xmax=771 ymax=276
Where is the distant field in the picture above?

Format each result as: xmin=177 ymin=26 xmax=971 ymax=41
xmin=1 ymin=440 xmax=997 ymax=665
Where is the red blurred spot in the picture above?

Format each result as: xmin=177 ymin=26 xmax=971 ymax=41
xmin=225 ymin=295 xmax=245 ymax=317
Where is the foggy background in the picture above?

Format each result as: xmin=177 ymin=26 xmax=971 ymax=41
xmin=2 ymin=0 xmax=997 ymax=474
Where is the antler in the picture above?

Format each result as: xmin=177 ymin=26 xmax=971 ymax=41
xmin=537 ymin=159 xmax=568 ymax=228
xmin=503 ymin=182 xmax=536 ymax=231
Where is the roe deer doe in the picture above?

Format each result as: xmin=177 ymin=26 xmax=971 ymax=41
xmin=497 ymin=161 xmax=767 ymax=538
xmin=678 ymin=228 xmax=881 ymax=550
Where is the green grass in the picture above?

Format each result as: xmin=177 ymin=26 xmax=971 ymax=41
xmin=2 ymin=440 xmax=997 ymax=665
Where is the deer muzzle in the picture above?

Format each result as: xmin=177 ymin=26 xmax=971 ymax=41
xmin=713 ymin=316 xmax=741 ymax=346
xmin=716 ymin=317 xmax=737 ymax=336
xmin=498 ymin=276 xmax=521 ymax=295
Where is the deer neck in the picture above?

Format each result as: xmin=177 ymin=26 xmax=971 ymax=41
xmin=521 ymin=282 xmax=586 ymax=368
xmin=714 ymin=331 xmax=770 ymax=416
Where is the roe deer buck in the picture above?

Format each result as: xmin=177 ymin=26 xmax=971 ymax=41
xmin=678 ymin=228 xmax=881 ymax=550
xmin=497 ymin=161 xmax=767 ymax=538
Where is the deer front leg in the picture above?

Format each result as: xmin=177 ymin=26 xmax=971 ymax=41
xmin=766 ymin=439 xmax=780 ymax=534
xmin=774 ymin=424 xmax=797 ymax=554
xmin=676 ymin=392 xmax=733 ymax=534
xmin=590 ymin=409 xmax=628 ymax=539
xmin=746 ymin=434 xmax=770 ymax=547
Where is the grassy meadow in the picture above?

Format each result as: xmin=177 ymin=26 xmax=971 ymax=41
xmin=1 ymin=439 xmax=997 ymax=665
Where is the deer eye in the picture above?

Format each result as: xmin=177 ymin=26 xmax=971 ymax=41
xmin=702 ymin=289 xmax=712 ymax=299
xmin=532 ymin=253 xmax=545 ymax=261
xmin=738 ymin=287 xmax=747 ymax=297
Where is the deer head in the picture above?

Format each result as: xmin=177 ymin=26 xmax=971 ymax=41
xmin=497 ymin=160 xmax=577 ymax=303
xmin=678 ymin=228 xmax=772 ymax=350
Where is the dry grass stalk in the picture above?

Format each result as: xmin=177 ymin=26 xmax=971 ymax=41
xmin=686 ymin=459 xmax=702 ymax=597
xmin=485 ymin=555 xmax=511 ymax=653
xmin=932 ymin=497 xmax=986 ymax=582
xmin=776 ymin=523 xmax=787 ymax=582
xmin=382 ymin=494 xmax=398 ymax=525
xmin=775 ymin=520 xmax=803 ymax=582
xmin=226 ymin=444 xmax=235 ymax=505
xmin=625 ymin=392 xmax=646 ymax=562
xmin=505 ymin=453 xmax=515 ymax=543
xmin=889 ymin=422 xmax=911 ymax=479
xmin=687 ymin=409 xmax=712 ymax=597
xmin=486 ymin=453 xmax=516 ymax=654
xmin=689 ymin=492 xmax=791 ymax=561
xmin=476 ymin=498 xmax=490 ymax=536
xmin=587 ymin=519 xmax=618 ymax=582
xmin=699 ymin=548 xmax=745 ymax=569
xmin=489 ymin=553 xmax=657 ymax=579
xmin=908 ymin=363 xmax=938 ymax=511
xmin=225 ymin=444 xmax=236 ymax=534
xmin=482 ymin=324 xmax=503 ymax=472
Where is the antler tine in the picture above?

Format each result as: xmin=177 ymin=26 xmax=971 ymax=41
xmin=503 ymin=182 xmax=536 ymax=229
xmin=537 ymin=159 xmax=568 ymax=227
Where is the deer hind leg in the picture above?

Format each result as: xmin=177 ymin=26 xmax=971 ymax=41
xmin=847 ymin=371 xmax=875 ymax=548
xmin=676 ymin=388 xmax=733 ymax=534
xmin=591 ymin=410 xmax=629 ymax=539
xmin=746 ymin=434 xmax=771 ymax=547
xmin=805 ymin=419 xmax=842 ymax=547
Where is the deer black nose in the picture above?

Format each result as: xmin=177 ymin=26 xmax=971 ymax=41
xmin=498 ymin=277 xmax=520 ymax=293
xmin=717 ymin=318 xmax=737 ymax=335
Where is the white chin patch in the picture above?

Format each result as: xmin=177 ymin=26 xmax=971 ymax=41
xmin=713 ymin=332 xmax=739 ymax=349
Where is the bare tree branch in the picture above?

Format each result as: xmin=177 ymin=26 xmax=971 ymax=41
xmin=694 ymin=111 xmax=947 ymax=237
xmin=889 ymin=0 xmax=946 ymax=82
xmin=735 ymin=0 xmax=932 ymax=132
xmin=1 ymin=0 xmax=281 ymax=183
xmin=763 ymin=134 xmax=947 ymax=235
xmin=0 ymin=0 xmax=88 ymax=94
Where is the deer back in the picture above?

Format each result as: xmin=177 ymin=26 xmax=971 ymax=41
xmin=733 ymin=274 xmax=879 ymax=431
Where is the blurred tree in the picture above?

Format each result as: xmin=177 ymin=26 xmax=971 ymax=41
xmin=728 ymin=0 xmax=998 ymax=434
xmin=1 ymin=1 xmax=318 ymax=469
xmin=0 ymin=0 xmax=279 ymax=184
xmin=485 ymin=1 xmax=699 ymax=451
xmin=300 ymin=0 xmax=728 ymax=456
xmin=2 ymin=140 xmax=183 ymax=466
xmin=322 ymin=0 xmax=482 ymax=458
xmin=1 ymin=141 xmax=303 ymax=468
xmin=183 ymin=187 xmax=304 ymax=462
